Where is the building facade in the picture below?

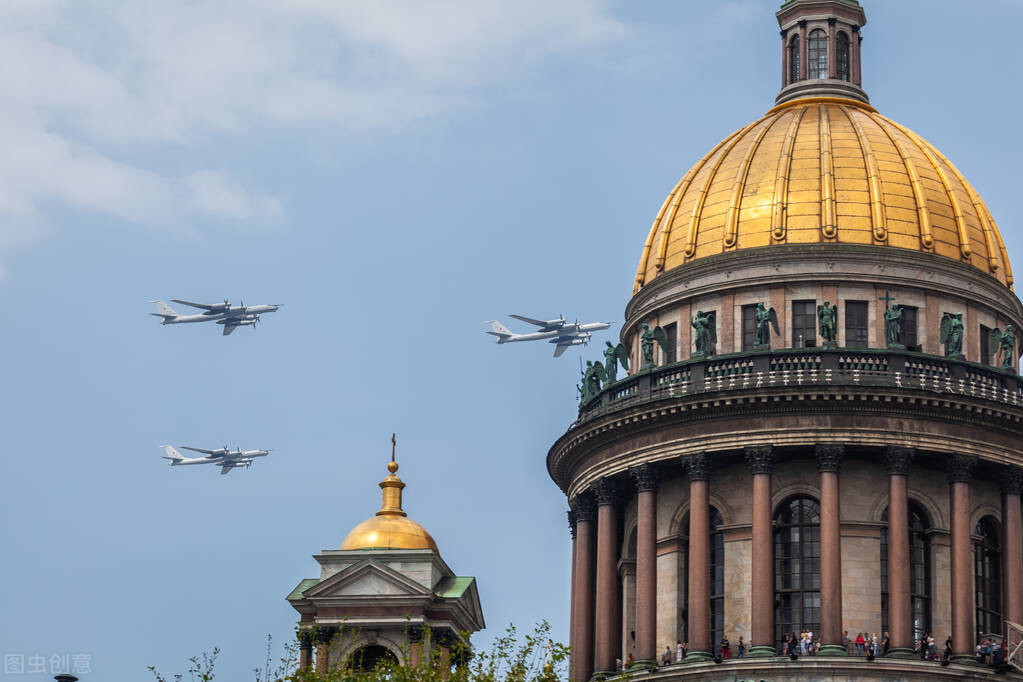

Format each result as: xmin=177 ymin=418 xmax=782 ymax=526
xmin=552 ymin=1 xmax=1023 ymax=680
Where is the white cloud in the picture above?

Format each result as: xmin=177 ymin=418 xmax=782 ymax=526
xmin=0 ymin=0 xmax=627 ymax=276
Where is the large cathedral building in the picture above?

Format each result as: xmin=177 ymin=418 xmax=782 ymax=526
xmin=552 ymin=1 xmax=1023 ymax=680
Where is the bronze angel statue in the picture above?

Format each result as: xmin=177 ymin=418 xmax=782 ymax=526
xmin=939 ymin=312 xmax=964 ymax=358
xmin=692 ymin=310 xmax=716 ymax=356
xmin=602 ymin=341 xmax=630 ymax=385
xmin=989 ymin=325 xmax=1016 ymax=369
xmin=754 ymin=302 xmax=780 ymax=347
xmin=640 ymin=323 xmax=670 ymax=369
xmin=817 ymin=301 xmax=838 ymax=345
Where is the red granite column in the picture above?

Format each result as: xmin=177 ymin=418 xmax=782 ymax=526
xmin=816 ymin=444 xmax=847 ymax=655
xmin=298 ymin=629 xmax=314 ymax=671
xmin=1002 ymin=468 xmax=1023 ymax=627
xmin=568 ymin=509 xmax=578 ymax=678
xmin=745 ymin=446 xmax=776 ymax=656
xmin=684 ymin=454 xmax=713 ymax=662
xmin=949 ymin=455 xmax=978 ymax=665
xmin=799 ymin=22 xmax=808 ymax=81
xmin=314 ymin=627 xmax=335 ymax=674
xmin=594 ymin=480 xmax=620 ymax=675
xmin=884 ymin=447 xmax=915 ymax=658
xmin=851 ymin=27 xmax=862 ymax=85
xmin=631 ymin=465 xmax=658 ymax=667
xmin=571 ymin=494 xmax=596 ymax=682
xmin=781 ymin=29 xmax=789 ymax=88
xmin=827 ymin=18 xmax=837 ymax=79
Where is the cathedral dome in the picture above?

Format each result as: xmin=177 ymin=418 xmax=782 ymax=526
xmin=340 ymin=457 xmax=439 ymax=552
xmin=633 ymin=97 xmax=1013 ymax=293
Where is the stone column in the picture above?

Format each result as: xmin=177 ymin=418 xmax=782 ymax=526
xmin=630 ymin=465 xmax=658 ymax=667
xmin=408 ymin=627 xmax=425 ymax=668
xmin=949 ymin=455 xmax=978 ymax=665
xmin=1002 ymin=467 xmax=1023 ymax=627
xmin=571 ymin=494 xmax=596 ymax=682
xmin=745 ymin=445 xmax=776 ymax=656
xmin=314 ymin=626 xmax=335 ymax=674
xmin=816 ymin=444 xmax=847 ymax=655
xmin=827 ymin=18 xmax=837 ymax=79
xmin=884 ymin=446 xmax=916 ymax=658
xmin=684 ymin=453 xmax=713 ymax=662
xmin=567 ymin=509 xmax=578 ymax=677
xmin=594 ymin=479 xmax=620 ymax=676
xmin=297 ymin=629 xmax=314 ymax=671
xmin=851 ymin=27 xmax=862 ymax=85
xmin=798 ymin=21 xmax=808 ymax=81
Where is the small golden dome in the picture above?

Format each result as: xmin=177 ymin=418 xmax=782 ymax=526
xmin=340 ymin=451 xmax=439 ymax=552
xmin=634 ymin=97 xmax=1012 ymax=292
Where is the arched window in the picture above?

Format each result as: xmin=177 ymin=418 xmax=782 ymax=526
xmin=880 ymin=503 xmax=932 ymax=642
xmin=789 ymin=35 xmax=801 ymax=84
xmin=682 ymin=507 xmax=725 ymax=652
xmin=348 ymin=645 xmax=397 ymax=672
xmin=774 ymin=496 xmax=820 ymax=646
xmin=808 ymin=29 xmax=828 ymax=79
xmin=836 ymin=32 xmax=850 ymax=82
xmin=975 ymin=517 xmax=1002 ymax=636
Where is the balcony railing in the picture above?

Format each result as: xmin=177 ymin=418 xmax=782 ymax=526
xmin=578 ymin=348 xmax=1022 ymax=421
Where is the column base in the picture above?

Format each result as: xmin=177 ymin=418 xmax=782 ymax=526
xmin=627 ymin=660 xmax=655 ymax=671
xmin=589 ymin=670 xmax=614 ymax=681
xmin=950 ymin=654 xmax=979 ymax=666
xmin=745 ymin=645 xmax=776 ymax=657
xmin=884 ymin=647 xmax=916 ymax=659
xmin=683 ymin=650 xmax=713 ymax=663
xmin=819 ymin=644 xmax=848 ymax=656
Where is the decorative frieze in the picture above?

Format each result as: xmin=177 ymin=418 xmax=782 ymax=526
xmin=683 ymin=452 xmax=710 ymax=481
xmin=744 ymin=445 xmax=774 ymax=474
xmin=631 ymin=463 xmax=659 ymax=492
xmin=884 ymin=446 xmax=914 ymax=475
xmin=815 ymin=444 xmax=844 ymax=473
xmin=947 ymin=454 xmax=978 ymax=483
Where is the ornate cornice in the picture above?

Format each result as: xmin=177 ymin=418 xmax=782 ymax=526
xmin=1001 ymin=466 xmax=1023 ymax=496
xmin=592 ymin=478 xmax=620 ymax=506
xmin=571 ymin=492 xmax=596 ymax=523
xmin=683 ymin=452 xmax=710 ymax=481
xmin=631 ymin=463 xmax=659 ymax=492
xmin=884 ymin=446 xmax=914 ymax=475
xmin=815 ymin=444 xmax=844 ymax=473
xmin=947 ymin=454 xmax=978 ymax=483
xmin=745 ymin=445 xmax=774 ymax=474
xmin=567 ymin=509 xmax=578 ymax=539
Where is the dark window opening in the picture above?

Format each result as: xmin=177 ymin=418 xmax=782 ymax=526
xmin=900 ymin=305 xmax=919 ymax=350
xmin=789 ymin=35 xmax=801 ymax=84
xmin=664 ymin=322 xmax=678 ymax=364
xmin=881 ymin=503 xmax=932 ymax=643
xmin=792 ymin=300 xmax=816 ymax=347
xmin=975 ymin=517 xmax=1002 ymax=637
xmin=742 ymin=305 xmax=758 ymax=351
xmin=981 ymin=325 xmax=992 ymax=365
xmin=349 ymin=645 xmax=398 ymax=673
xmin=774 ymin=496 xmax=821 ymax=648
xmin=845 ymin=301 xmax=868 ymax=348
xmin=837 ymin=32 xmax=850 ymax=82
xmin=808 ymin=29 xmax=828 ymax=79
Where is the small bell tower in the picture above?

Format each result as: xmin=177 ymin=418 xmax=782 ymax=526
xmin=776 ymin=0 xmax=868 ymax=104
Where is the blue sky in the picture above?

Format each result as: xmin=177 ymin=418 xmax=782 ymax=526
xmin=1 ymin=1 xmax=1022 ymax=679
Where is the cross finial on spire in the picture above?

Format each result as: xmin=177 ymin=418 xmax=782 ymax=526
xmin=391 ymin=433 xmax=396 ymax=462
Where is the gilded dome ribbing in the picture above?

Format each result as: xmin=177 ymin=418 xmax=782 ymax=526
xmin=634 ymin=97 xmax=1012 ymax=293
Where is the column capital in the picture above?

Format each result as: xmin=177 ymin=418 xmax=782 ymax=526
xmin=815 ymin=444 xmax=844 ymax=473
xmin=947 ymin=454 xmax=978 ymax=483
xmin=683 ymin=452 xmax=710 ymax=481
xmin=408 ymin=625 xmax=426 ymax=644
xmin=571 ymin=492 xmax=596 ymax=522
xmin=1002 ymin=466 xmax=1023 ymax=496
xmin=631 ymin=463 xmax=659 ymax=492
xmin=592 ymin=478 xmax=621 ymax=506
xmin=297 ymin=629 xmax=314 ymax=649
xmin=567 ymin=509 xmax=578 ymax=539
xmin=884 ymin=446 xmax=914 ymax=475
xmin=314 ymin=626 xmax=336 ymax=645
xmin=745 ymin=445 xmax=774 ymax=474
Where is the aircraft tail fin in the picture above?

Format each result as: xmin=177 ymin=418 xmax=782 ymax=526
xmin=161 ymin=445 xmax=184 ymax=463
xmin=150 ymin=300 xmax=179 ymax=319
xmin=485 ymin=320 xmax=514 ymax=342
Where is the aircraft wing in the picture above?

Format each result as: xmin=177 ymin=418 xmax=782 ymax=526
xmin=222 ymin=323 xmax=238 ymax=336
xmin=181 ymin=446 xmax=217 ymax=455
xmin=510 ymin=314 xmax=558 ymax=328
xmin=171 ymin=299 xmax=226 ymax=311
xmin=220 ymin=464 xmax=233 ymax=475
xmin=553 ymin=343 xmax=569 ymax=358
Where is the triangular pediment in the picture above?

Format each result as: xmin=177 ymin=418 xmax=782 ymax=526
xmin=304 ymin=559 xmax=432 ymax=600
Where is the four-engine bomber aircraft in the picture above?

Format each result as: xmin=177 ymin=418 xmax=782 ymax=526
xmin=486 ymin=314 xmax=611 ymax=357
xmin=162 ymin=445 xmax=271 ymax=475
xmin=150 ymin=299 xmax=281 ymax=335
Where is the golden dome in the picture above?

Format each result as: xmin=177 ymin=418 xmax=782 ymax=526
xmin=634 ymin=97 xmax=1012 ymax=293
xmin=340 ymin=452 xmax=439 ymax=552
